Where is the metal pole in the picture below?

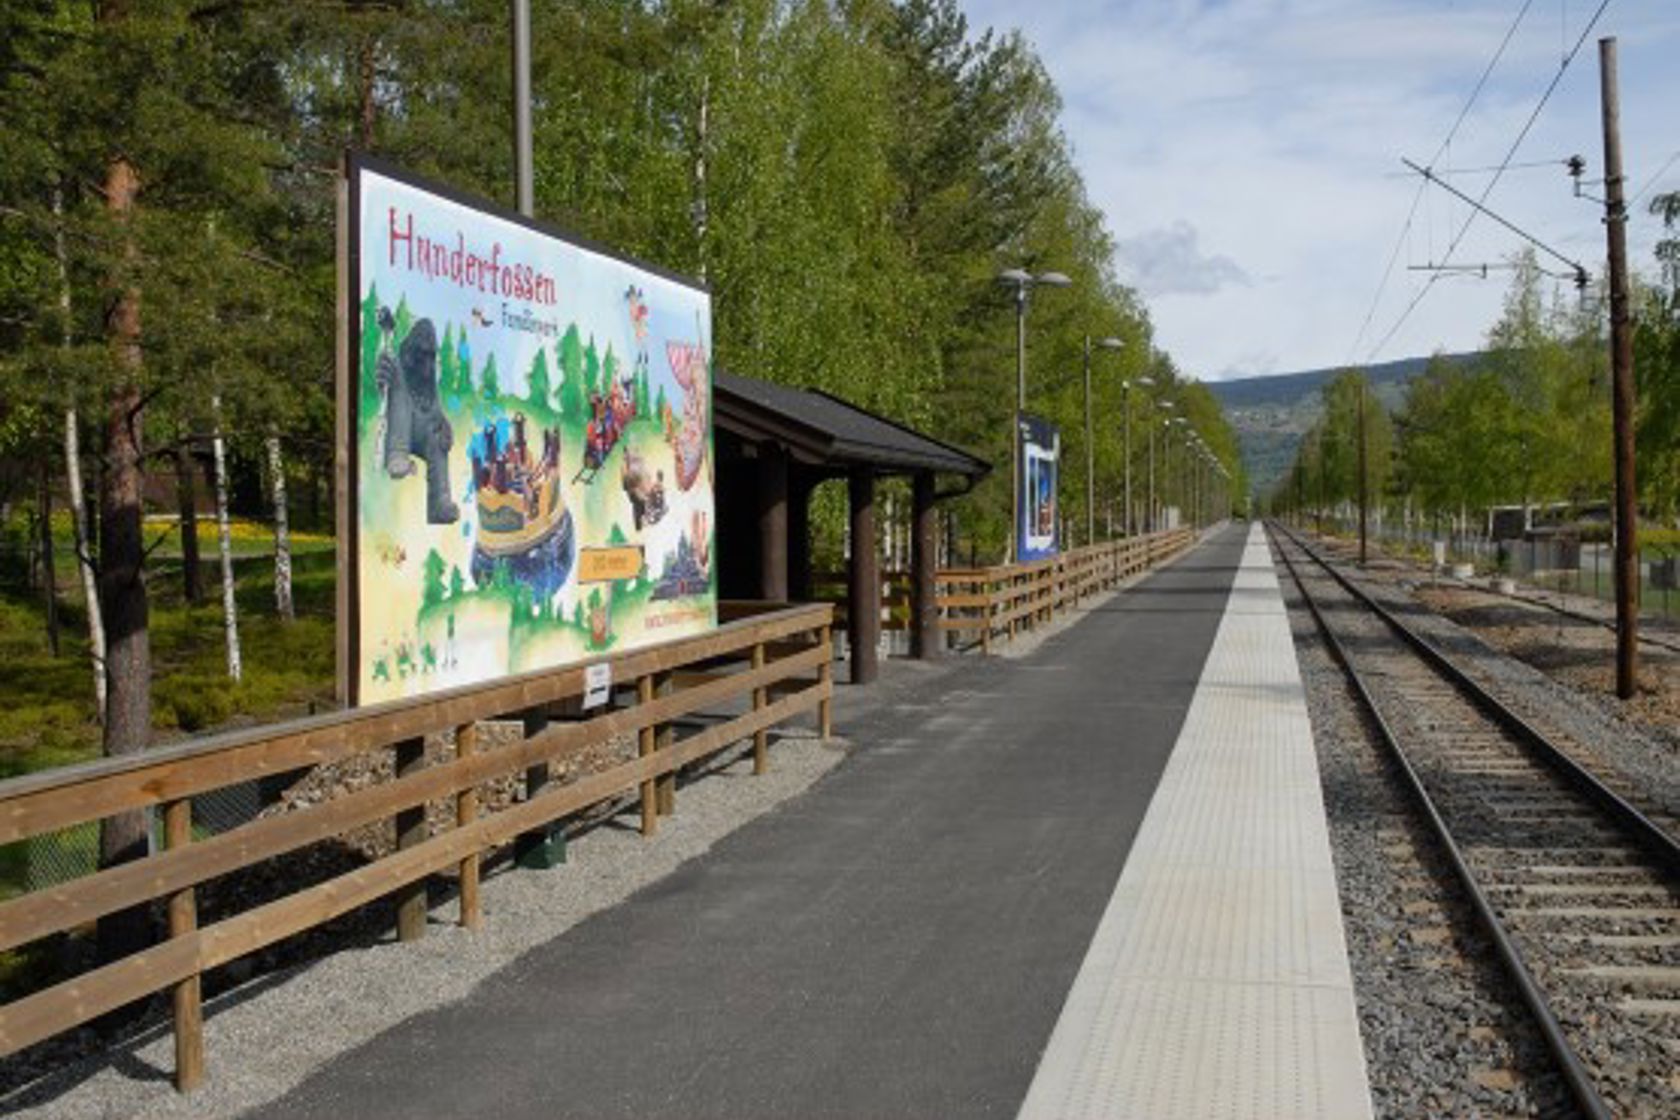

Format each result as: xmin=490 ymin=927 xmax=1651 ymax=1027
xmin=1358 ymin=380 xmax=1369 ymax=565
xmin=1011 ymin=281 xmax=1026 ymax=564
xmin=1601 ymin=37 xmax=1638 ymax=699
xmin=1123 ymin=384 xmax=1133 ymax=536
xmin=1147 ymin=420 xmax=1156 ymax=532
xmin=512 ymin=0 xmax=533 ymax=217
xmin=1084 ymin=336 xmax=1095 ymax=544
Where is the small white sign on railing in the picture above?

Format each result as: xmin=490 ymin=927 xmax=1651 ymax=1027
xmin=582 ymin=662 xmax=613 ymax=710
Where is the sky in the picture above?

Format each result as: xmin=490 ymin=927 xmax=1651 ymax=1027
xmin=958 ymin=0 xmax=1680 ymax=381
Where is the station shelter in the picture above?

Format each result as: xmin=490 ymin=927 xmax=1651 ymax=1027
xmin=712 ymin=372 xmax=990 ymax=684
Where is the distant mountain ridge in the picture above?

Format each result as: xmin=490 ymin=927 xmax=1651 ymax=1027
xmin=1208 ymin=352 xmax=1481 ymax=498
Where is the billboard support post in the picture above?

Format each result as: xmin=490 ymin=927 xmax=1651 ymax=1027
xmin=512 ymin=0 xmax=533 ymax=217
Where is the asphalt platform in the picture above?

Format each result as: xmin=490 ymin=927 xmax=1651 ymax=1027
xmin=251 ymin=524 xmax=1251 ymax=1119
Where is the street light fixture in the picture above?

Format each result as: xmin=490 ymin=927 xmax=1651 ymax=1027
xmin=998 ymin=268 xmax=1074 ymax=562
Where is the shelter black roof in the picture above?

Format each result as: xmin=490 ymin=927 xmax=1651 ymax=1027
xmin=714 ymin=371 xmax=989 ymax=479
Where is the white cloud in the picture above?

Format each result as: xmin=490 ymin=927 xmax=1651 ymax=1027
xmin=960 ymin=0 xmax=1680 ymax=379
xmin=1117 ymin=221 xmax=1252 ymax=295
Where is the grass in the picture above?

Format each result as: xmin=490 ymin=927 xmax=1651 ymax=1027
xmin=0 ymin=513 xmax=340 ymax=781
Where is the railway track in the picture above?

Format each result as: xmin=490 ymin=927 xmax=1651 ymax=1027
xmin=1268 ymin=521 xmax=1680 ymax=1120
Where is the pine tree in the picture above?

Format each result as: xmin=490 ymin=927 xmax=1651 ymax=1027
xmin=440 ymin=323 xmax=457 ymax=405
xmin=559 ymin=324 xmax=585 ymax=419
xmin=455 ymin=332 xmax=474 ymax=396
xmin=481 ymin=353 xmax=500 ymax=401
xmin=584 ymin=338 xmax=601 ymax=399
xmin=422 ymin=547 xmax=448 ymax=606
xmin=360 ymin=286 xmax=383 ymax=422
xmin=527 ymin=347 xmax=552 ymax=411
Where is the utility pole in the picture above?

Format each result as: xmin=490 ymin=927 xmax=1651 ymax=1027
xmin=1357 ymin=380 xmax=1369 ymax=565
xmin=1600 ymin=37 xmax=1638 ymax=699
xmin=512 ymin=0 xmax=533 ymax=217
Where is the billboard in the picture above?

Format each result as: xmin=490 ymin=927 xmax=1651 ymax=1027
xmin=342 ymin=155 xmax=716 ymax=705
xmin=1017 ymin=413 xmax=1060 ymax=562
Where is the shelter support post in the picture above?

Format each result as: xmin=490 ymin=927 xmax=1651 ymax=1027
xmin=848 ymin=466 xmax=879 ymax=684
xmin=788 ymin=470 xmax=813 ymax=603
xmin=757 ymin=443 xmax=789 ymax=602
xmin=911 ymin=471 xmax=939 ymax=660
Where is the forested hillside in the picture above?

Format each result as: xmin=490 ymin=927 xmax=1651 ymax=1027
xmin=1210 ymin=353 xmax=1479 ymax=496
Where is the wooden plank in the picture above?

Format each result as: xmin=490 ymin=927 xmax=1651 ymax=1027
xmin=0 ymin=644 xmax=831 ymax=954
xmin=0 ymin=604 xmax=835 ymax=842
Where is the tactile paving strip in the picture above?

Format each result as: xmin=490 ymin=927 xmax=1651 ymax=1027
xmin=1018 ymin=524 xmax=1373 ymax=1120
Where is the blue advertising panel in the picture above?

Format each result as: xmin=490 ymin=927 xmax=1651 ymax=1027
xmin=343 ymin=155 xmax=715 ymax=705
xmin=1017 ymin=412 xmax=1060 ymax=562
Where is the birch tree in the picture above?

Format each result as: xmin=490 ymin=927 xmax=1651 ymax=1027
xmin=212 ymin=395 xmax=242 ymax=681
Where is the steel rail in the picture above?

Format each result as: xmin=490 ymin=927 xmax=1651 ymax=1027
xmin=1267 ymin=523 xmax=1613 ymax=1120
xmin=1277 ymin=522 xmax=1680 ymax=877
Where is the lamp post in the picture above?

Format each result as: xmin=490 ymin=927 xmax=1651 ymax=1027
xmin=1129 ymin=376 xmax=1155 ymax=535
xmin=1171 ymin=416 xmax=1189 ymax=529
xmin=1153 ymin=400 xmax=1175 ymax=531
xmin=998 ymin=268 xmax=1072 ymax=562
xmin=1084 ymin=335 xmax=1123 ymax=543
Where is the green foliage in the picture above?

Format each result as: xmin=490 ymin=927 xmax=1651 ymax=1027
xmin=1 ymin=0 xmax=1275 ymax=788
xmin=558 ymin=324 xmax=585 ymax=420
xmin=1275 ymin=249 xmax=1662 ymax=528
xmin=440 ymin=323 xmax=457 ymax=405
xmin=584 ymin=338 xmax=601 ymax=400
xmin=526 ymin=347 xmax=551 ymax=410
xmin=421 ymin=547 xmax=447 ymax=606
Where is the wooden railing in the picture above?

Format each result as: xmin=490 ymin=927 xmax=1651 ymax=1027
xmin=0 ymin=602 xmax=835 ymax=1089
xmin=810 ymin=570 xmax=912 ymax=632
xmin=937 ymin=529 xmax=1196 ymax=653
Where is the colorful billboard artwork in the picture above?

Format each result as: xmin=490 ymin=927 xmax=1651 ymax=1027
xmin=1017 ymin=412 xmax=1060 ymax=562
xmin=344 ymin=155 xmax=716 ymax=705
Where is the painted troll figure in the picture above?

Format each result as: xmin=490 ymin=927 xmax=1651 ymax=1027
xmin=375 ymin=312 xmax=459 ymax=524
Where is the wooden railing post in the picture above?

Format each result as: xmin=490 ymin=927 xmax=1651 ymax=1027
xmin=164 ymin=797 xmax=203 ymax=1092
xmin=515 ymin=706 xmax=559 ymax=869
xmin=455 ymin=722 xmax=481 ymax=930
xmin=818 ymin=623 xmax=835 ymax=738
xmin=638 ymin=674 xmax=658 ymax=835
xmin=655 ymin=671 xmax=675 ymax=815
xmin=752 ymin=642 xmax=768 ymax=774
xmin=393 ymin=736 xmax=427 ymax=942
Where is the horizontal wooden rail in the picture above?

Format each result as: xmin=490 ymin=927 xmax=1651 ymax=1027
xmin=0 ymin=601 xmax=835 ymax=1086
xmin=934 ymin=529 xmax=1196 ymax=651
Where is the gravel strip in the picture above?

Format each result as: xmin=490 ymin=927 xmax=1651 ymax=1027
xmin=1312 ymin=541 xmax=1680 ymax=829
xmin=1276 ymin=536 xmax=1573 ymax=1119
xmin=5 ymin=731 xmax=848 ymax=1120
